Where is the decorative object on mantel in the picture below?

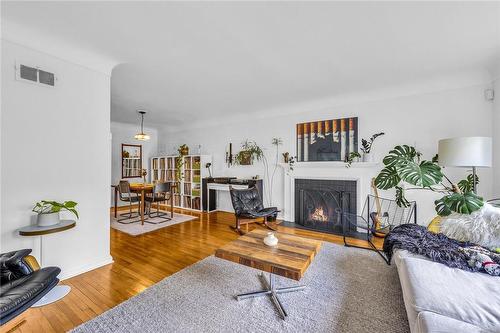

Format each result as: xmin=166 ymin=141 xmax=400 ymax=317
xmin=287 ymin=156 xmax=296 ymax=174
xmin=141 ymin=169 xmax=147 ymax=183
xmin=134 ymin=110 xmax=150 ymax=141
xmin=32 ymin=200 xmax=79 ymax=227
xmin=360 ymin=132 xmax=385 ymax=162
xmin=296 ymin=117 xmax=358 ymax=162
xmin=375 ymin=144 xmax=485 ymax=216
xmin=234 ymin=140 xmax=263 ymax=165
xmin=282 ymin=152 xmax=290 ymax=163
xmin=345 ymin=152 xmax=361 ymax=168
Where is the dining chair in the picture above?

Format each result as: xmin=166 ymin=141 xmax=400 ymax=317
xmin=117 ymin=180 xmax=141 ymax=224
xmin=145 ymin=182 xmax=173 ymax=224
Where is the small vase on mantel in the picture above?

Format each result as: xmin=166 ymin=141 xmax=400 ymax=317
xmin=37 ymin=212 xmax=60 ymax=227
xmin=362 ymin=153 xmax=374 ymax=163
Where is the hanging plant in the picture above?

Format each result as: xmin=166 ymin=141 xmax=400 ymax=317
xmin=234 ymin=140 xmax=264 ymax=165
xmin=374 ymin=145 xmax=484 ymax=216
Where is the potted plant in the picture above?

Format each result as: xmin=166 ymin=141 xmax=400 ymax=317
xmin=178 ymin=144 xmax=189 ymax=156
xmin=32 ymin=200 xmax=79 ymax=227
xmin=375 ymin=145 xmax=483 ymax=216
xmin=235 ymin=140 xmax=264 ymax=165
xmin=361 ymin=132 xmax=385 ymax=162
xmin=345 ymin=152 xmax=361 ymax=168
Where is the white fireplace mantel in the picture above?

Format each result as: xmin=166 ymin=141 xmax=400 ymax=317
xmin=278 ymin=162 xmax=380 ymax=222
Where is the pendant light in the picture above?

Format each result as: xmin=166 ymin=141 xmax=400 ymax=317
xmin=134 ymin=110 xmax=150 ymax=141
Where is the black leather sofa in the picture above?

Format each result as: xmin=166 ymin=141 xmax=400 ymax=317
xmin=0 ymin=249 xmax=60 ymax=325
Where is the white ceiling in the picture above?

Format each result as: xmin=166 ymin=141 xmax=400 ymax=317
xmin=3 ymin=2 xmax=500 ymax=130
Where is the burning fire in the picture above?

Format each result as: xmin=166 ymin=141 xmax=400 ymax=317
xmin=310 ymin=207 xmax=328 ymax=222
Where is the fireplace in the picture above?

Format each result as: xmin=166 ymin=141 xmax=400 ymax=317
xmin=294 ymin=179 xmax=357 ymax=235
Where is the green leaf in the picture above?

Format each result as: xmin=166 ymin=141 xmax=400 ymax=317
xmin=375 ymin=166 xmax=401 ymax=190
xmin=64 ymin=201 xmax=78 ymax=208
xmin=435 ymin=192 xmax=484 ymax=216
xmin=457 ymin=174 xmax=479 ymax=193
xmin=68 ymin=208 xmax=79 ymax=219
xmin=382 ymin=145 xmax=417 ymax=167
xmin=395 ymin=186 xmax=410 ymax=208
xmin=397 ymin=160 xmax=443 ymax=187
xmin=434 ymin=197 xmax=452 ymax=216
xmin=51 ymin=206 xmax=62 ymax=213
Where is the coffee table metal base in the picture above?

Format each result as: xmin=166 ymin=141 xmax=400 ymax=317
xmin=236 ymin=272 xmax=305 ymax=320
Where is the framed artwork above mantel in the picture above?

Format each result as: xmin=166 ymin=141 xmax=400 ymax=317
xmin=122 ymin=144 xmax=142 ymax=178
xmin=296 ymin=117 xmax=358 ymax=162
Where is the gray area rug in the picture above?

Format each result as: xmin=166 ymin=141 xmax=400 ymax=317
xmin=72 ymin=242 xmax=409 ymax=332
xmin=110 ymin=210 xmax=196 ymax=236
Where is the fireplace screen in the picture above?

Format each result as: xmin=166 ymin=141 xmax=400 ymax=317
xmin=295 ymin=179 xmax=357 ymax=235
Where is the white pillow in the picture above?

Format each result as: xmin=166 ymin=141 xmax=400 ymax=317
xmin=440 ymin=203 xmax=500 ymax=249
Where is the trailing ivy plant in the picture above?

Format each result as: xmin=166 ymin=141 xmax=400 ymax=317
xmin=345 ymin=152 xmax=361 ymax=168
xmin=374 ymin=145 xmax=484 ymax=216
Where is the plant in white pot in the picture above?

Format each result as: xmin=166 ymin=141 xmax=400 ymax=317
xmin=32 ymin=200 xmax=79 ymax=227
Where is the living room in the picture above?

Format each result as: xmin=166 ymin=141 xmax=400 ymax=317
xmin=1 ymin=2 xmax=499 ymax=333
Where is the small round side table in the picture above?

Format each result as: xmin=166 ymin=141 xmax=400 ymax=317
xmin=18 ymin=220 xmax=76 ymax=307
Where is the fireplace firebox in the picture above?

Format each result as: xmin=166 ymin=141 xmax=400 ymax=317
xmin=294 ymin=179 xmax=357 ymax=236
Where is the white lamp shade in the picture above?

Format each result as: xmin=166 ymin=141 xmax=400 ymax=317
xmin=438 ymin=137 xmax=492 ymax=168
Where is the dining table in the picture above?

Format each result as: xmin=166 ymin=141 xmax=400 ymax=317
xmin=129 ymin=183 xmax=154 ymax=225
xmin=113 ymin=182 xmax=176 ymax=225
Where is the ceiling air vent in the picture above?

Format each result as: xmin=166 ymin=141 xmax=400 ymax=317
xmin=16 ymin=63 xmax=56 ymax=87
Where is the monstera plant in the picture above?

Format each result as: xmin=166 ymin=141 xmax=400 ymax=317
xmin=374 ymin=145 xmax=484 ymax=216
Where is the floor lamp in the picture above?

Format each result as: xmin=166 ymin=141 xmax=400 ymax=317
xmin=438 ymin=137 xmax=492 ymax=193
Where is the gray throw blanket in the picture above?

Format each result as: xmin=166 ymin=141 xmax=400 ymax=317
xmin=384 ymin=224 xmax=500 ymax=276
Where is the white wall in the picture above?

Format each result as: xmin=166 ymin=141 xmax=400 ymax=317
xmin=160 ymin=83 xmax=494 ymax=224
xmin=1 ymin=40 xmax=113 ymax=279
xmin=493 ymin=78 xmax=500 ymax=198
xmin=110 ymin=121 xmax=158 ymax=206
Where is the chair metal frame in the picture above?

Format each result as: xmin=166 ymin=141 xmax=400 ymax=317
xmin=145 ymin=182 xmax=173 ymax=224
xmin=116 ymin=180 xmax=141 ymax=224
xmin=340 ymin=194 xmax=417 ymax=265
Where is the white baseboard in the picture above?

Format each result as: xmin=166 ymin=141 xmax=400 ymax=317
xmin=59 ymin=256 xmax=114 ymax=281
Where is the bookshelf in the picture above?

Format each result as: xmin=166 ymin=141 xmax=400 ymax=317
xmin=151 ymin=154 xmax=212 ymax=211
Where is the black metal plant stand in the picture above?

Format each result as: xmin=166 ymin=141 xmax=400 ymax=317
xmin=341 ymin=195 xmax=417 ymax=265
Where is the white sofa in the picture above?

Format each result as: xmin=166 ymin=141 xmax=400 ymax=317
xmin=393 ymin=249 xmax=500 ymax=333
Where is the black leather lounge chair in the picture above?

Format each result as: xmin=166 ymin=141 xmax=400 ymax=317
xmin=0 ymin=249 xmax=60 ymax=325
xmin=229 ymin=186 xmax=279 ymax=234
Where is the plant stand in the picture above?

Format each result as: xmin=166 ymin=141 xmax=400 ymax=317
xmin=18 ymin=220 xmax=76 ymax=307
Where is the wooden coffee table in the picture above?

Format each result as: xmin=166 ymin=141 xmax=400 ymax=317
xmin=215 ymin=229 xmax=322 ymax=319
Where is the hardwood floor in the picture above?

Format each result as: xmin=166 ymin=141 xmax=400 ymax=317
xmin=1 ymin=209 xmax=383 ymax=333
